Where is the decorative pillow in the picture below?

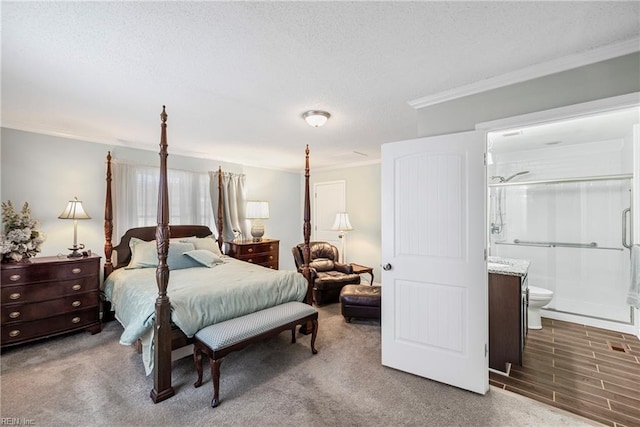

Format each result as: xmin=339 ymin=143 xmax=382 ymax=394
xmin=183 ymin=249 xmax=224 ymax=268
xmin=309 ymin=258 xmax=335 ymax=272
xmin=126 ymin=238 xmax=199 ymax=270
xmin=181 ymin=235 xmax=223 ymax=256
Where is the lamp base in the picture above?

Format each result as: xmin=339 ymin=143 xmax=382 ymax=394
xmin=67 ymin=249 xmax=83 ymax=258
xmin=67 ymin=244 xmax=85 ymax=258
xmin=250 ymin=220 xmax=265 ymax=242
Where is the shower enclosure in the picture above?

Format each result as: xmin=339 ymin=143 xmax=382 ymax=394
xmin=487 ymin=106 xmax=638 ymax=330
xmin=489 ymin=175 xmax=632 ymax=324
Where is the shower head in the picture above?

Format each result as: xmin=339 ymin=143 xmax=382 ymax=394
xmin=491 ymin=176 xmax=505 ymax=183
xmin=504 ymin=171 xmax=530 ymax=182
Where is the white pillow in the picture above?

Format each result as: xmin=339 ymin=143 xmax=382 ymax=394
xmin=181 ymin=235 xmax=223 ymax=256
xmin=126 ymin=237 xmax=199 ymax=270
xmin=183 ymin=249 xmax=224 ymax=268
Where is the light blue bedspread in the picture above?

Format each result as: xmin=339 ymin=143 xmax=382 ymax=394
xmin=103 ymin=256 xmax=308 ymax=374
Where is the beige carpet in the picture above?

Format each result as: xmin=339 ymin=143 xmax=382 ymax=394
xmin=1 ymin=304 xmax=597 ymax=426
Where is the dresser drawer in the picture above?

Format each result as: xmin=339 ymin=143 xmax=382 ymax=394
xmin=1 ymin=257 xmax=99 ymax=284
xmin=261 ymin=261 xmax=279 ymax=270
xmin=1 ymin=275 xmax=98 ymax=304
xmin=1 ymin=308 xmax=99 ymax=346
xmin=2 ymin=292 xmax=99 ymax=323
xmin=239 ymin=252 xmax=279 ymax=266
xmin=233 ymin=242 xmax=278 ymax=257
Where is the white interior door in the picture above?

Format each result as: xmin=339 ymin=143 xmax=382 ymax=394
xmin=313 ymin=180 xmax=345 ymax=248
xmin=381 ymin=131 xmax=488 ymax=394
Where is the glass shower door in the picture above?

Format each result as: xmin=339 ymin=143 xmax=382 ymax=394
xmin=492 ymin=177 xmax=632 ymax=324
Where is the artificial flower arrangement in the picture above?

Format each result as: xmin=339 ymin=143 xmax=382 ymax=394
xmin=0 ymin=201 xmax=46 ymax=262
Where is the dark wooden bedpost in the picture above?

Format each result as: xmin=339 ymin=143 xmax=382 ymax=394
xmin=216 ymin=166 xmax=224 ymax=250
xmin=104 ymin=152 xmax=114 ymax=278
xmin=303 ymin=145 xmax=312 ymax=305
xmin=150 ymin=105 xmax=175 ymax=404
xmin=101 ymin=151 xmax=115 ymax=322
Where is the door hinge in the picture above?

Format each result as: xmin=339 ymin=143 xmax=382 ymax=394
xmin=484 ymin=248 xmax=487 ymax=261
xmin=485 ymin=343 xmax=488 ymax=357
xmin=483 ymin=152 xmax=487 ymax=166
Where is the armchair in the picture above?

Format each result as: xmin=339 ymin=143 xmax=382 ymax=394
xmin=292 ymin=242 xmax=361 ymax=305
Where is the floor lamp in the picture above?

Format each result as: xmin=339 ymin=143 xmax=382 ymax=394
xmin=332 ymin=212 xmax=353 ymax=264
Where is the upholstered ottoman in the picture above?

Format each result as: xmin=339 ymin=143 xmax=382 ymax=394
xmin=339 ymin=284 xmax=381 ymax=322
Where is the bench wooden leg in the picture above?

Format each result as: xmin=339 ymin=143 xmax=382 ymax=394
xmin=310 ymin=319 xmax=318 ymax=354
xmin=193 ymin=347 xmax=204 ymax=388
xmin=210 ymin=357 xmax=223 ymax=408
xmin=291 ymin=326 xmax=296 ymax=344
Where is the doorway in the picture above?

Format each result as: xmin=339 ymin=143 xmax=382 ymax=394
xmin=480 ymin=95 xmax=640 ymax=335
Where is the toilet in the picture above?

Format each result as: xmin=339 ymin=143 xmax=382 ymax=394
xmin=528 ymin=286 xmax=554 ymax=329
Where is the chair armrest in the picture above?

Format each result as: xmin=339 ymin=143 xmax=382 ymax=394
xmin=298 ymin=266 xmax=318 ymax=280
xmin=334 ymin=263 xmax=353 ymax=274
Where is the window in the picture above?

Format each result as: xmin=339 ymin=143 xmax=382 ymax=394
xmin=113 ymin=162 xmax=216 ymax=241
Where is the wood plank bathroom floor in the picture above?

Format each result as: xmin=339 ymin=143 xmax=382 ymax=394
xmin=490 ymin=318 xmax=640 ymax=427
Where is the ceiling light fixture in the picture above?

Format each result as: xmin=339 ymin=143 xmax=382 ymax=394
xmin=302 ymin=110 xmax=330 ymax=127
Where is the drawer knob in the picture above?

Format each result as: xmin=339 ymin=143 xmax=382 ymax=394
xmin=71 ymin=317 xmax=81 ymax=324
xmin=9 ymin=292 xmax=21 ymax=300
xmin=72 ymin=300 xmax=81 ymax=307
xmin=72 ymin=284 xmax=82 ymax=291
xmin=248 ymin=259 xmax=253 ymax=263
xmin=9 ymin=311 xmax=21 ymax=319
xmin=269 ymin=255 xmax=273 ymax=260
xmin=269 ymin=245 xmax=273 ymax=250
xmin=9 ymin=330 xmax=20 ymax=337
xmin=9 ymin=274 xmax=21 ymax=281
xmin=72 ymin=268 xmax=82 ymax=274
xmin=248 ymin=248 xmax=253 ymax=253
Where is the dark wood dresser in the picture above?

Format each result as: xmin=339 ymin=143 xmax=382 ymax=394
xmin=1 ymin=254 xmax=101 ymax=348
xmin=224 ymin=239 xmax=279 ymax=269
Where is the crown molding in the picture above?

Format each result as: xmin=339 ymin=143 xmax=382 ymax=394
xmin=408 ymin=38 xmax=640 ymax=110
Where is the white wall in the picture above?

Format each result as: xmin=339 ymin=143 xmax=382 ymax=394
xmin=309 ymin=162 xmax=382 ymax=284
xmin=0 ymin=128 xmax=303 ymax=272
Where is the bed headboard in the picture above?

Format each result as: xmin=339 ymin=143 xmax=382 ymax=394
xmin=110 ymin=225 xmax=214 ymax=271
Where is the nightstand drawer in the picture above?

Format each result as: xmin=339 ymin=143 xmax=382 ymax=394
xmin=224 ymin=239 xmax=279 ymax=269
xmin=1 ymin=308 xmax=99 ymax=345
xmin=240 ymin=253 xmax=279 ymax=266
xmin=2 ymin=292 xmax=99 ymax=323
xmin=1 ymin=276 xmax=98 ymax=304
xmin=233 ymin=242 xmax=278 ymax=256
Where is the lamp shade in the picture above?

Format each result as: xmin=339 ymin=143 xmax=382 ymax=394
xmin=302 ymin=110 xmax=330 ymax=127
xmin=58 ymin=197 xmax=91 ymax=220
xmin=246 ymin=201 xmax=269 ymax=219
xmin=331 ymin=212 xmax=353 ymax=232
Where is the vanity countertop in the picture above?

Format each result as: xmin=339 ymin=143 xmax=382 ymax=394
xmin=488 ymin=256 xmax=530 ymax=277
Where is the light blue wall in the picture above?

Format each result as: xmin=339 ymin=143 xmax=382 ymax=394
xmin=310 ymin=162 xmax=382 ymax=284
xmin=0 ymin=128 xmax=302 ymax=271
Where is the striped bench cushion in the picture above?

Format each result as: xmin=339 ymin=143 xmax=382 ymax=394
xmin=195 ymin=301 xmax=316 ymax=351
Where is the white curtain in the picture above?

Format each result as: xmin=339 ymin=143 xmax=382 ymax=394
xmin=112 ymin=162 xmax=215 ymax=244
xmin=209 ymin=170 xmax=247 ymax=242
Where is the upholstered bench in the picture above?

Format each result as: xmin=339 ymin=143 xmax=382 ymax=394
xmin=193 ymin=301 xmax=318 ymax=408
xmin=340 ymin=284 xmax=381 ymax=322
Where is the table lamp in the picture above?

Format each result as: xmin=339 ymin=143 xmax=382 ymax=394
xmin=58 ymin=197 xmax=91 ymax=257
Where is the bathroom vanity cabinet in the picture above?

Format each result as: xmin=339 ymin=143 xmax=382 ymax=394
xmin=489 ymin=271 xmax=528 ymax=372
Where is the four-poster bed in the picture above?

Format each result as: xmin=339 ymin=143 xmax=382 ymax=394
xmin=102 ymin=106 xmax=314 ymax=403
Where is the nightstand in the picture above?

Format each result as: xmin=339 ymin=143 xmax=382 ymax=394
xmin=1 ymin=254 xmax=101 ymax=348
xmin=224 ymin=239 xmax=279 ymax=269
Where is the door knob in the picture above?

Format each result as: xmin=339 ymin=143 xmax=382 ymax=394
xmin=382 ymin=263 xmax=392 ymax=271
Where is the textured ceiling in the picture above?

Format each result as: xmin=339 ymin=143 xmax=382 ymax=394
xmin=2 ymin=2 xmax=639 ymax=171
